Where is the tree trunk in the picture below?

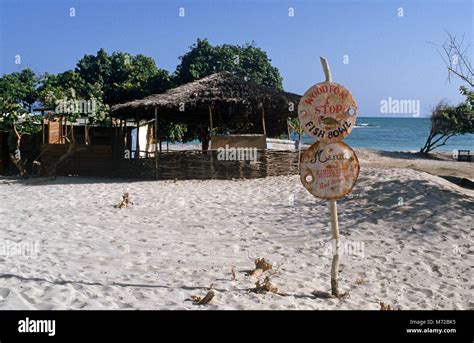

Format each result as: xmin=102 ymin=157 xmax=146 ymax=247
xmin=8 ymin=126 xmax=27 ymax=176
xmin=420 ymin=132 xmax=454 ymax=155
xmin=420 ymin=131 xmax=438 ymax=154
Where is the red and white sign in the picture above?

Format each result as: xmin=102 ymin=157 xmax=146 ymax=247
xmin=300 ymin=141 xmax=360 ymax=200
xmin=298 ymin=82 xmax=357 ymax=143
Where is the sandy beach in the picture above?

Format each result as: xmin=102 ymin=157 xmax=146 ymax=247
xmin=0 ymin=149 xmax=472 ymax=310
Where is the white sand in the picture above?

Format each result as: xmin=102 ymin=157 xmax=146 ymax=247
xmin=0 ymin=167 xmax=472 ymax=310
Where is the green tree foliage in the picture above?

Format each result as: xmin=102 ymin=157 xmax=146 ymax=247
xmin=39 ymin=70 xmax=109 ymax=125
xmin=0 ymin=69 xmax=42 ymax=175
xmin=154 ymin=118 xmax=187 ymax=151
xmin=76 ymin=49 xmax=171 ymax=105
xmin=420 ymin=98 xmax=474 ymax=154
xmin=174 ymin=38 xmax=283 ymax=90
xmin=0 ymin=68 xmax=39 ymax=110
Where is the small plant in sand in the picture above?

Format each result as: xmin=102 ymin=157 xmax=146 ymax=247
xmin=114 ymin=193 xmax=133 ymax=209
xmin=189 ymin=284 xmax=215 ymax=305
xmin=379 ymin=301 xmax=396 ymax=311
xmin=231 ymin=268 xmax=236 ymax=281
xmin=249 ymin=257 xmax=272 ymax=277
xmin=249 ymin=276 xmax=279 ymax=295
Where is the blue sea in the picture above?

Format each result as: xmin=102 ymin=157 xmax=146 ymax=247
xmin=299 ymin=117 xmax=474 ymax=152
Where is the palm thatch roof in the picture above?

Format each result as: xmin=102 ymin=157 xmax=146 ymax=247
xmin=110 ymin=72 xmax=301 ymax=136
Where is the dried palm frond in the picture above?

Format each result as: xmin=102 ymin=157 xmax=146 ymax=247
xmin=190 ymin=291 xmax=215 ymax=305
xmin=250 ymin=258 xmax=272 ymax=277
xmin=249 ymin=277 xmax=279 ymax=294
xmin=379 ymin=302 xmax=394 ymax=311
xmin=114 ymin=192 xmax=133 ymax=209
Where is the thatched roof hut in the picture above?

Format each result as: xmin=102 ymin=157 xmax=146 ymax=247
xmin=110 ymin=72 xmax=300 ymax=136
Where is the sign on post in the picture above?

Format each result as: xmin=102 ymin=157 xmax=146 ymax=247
xmin=300 ymin=141 xmax=360 ymax=200
xmin=298 ymin=82 xmax=357 ymax=143
xmin=298 ymin=57 xmax=360 ymax=298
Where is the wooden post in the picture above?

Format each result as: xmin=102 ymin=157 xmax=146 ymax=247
xmin=287 ymin=118 xmax=291 ymax=140
xmin=261 ymin=105 xmax=266 ymax=136
xmin=42 ymin=116 xmax=45 ymax=144
xmin=123 ymin=119 xmax=127 ymax=158
xmin=85 ymin=117 xmax=89 ymax=145
xmin=320 ymin=56 xmax=341 ymax=297
xmin=209 ymin=104 xmax=213 ymax=135
xmin=136 ymin=115 xmax=140 ymax=159
xmin=329 ymin=199 xmax=340 ymax=297
xmin=154 ymin=108 xmax=158 ymax=180
xmin=297 ymin=126 xmax=302 ymax=171
xmin=320 ymin=56 xmax=332 ymax=82
xmin=208 ymin=104 xmax=215 ymax=175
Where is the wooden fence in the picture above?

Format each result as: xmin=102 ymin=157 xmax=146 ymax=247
xmin=118 ymin=150 xmax=300 ymax=180
xmin=39 ymin=144 xmax=114 ymax=177
xmin=38 ymin=144 xmax=300 ymax=180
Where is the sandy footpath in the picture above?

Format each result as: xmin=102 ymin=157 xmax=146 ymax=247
xmin=0 ymin=161 xmax=472 ymax=310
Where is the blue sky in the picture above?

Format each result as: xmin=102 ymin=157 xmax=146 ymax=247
xmin=0 ymin=0 xmax=472 ymax=116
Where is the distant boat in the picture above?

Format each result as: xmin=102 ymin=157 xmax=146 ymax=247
xmin=355 ymin=123 xmax=378 ymax=128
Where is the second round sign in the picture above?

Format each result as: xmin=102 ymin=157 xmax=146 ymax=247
xmin=300 ymin=141 xmax=360 ymax=200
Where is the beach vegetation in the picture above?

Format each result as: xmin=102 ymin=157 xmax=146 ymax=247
xmin=0 ymin=69 xmax=42 ymax=176
xmin=420 ymin=99 xmax=473 ymax=154
xmin=421 ymin=33 xmax=474 ymax=154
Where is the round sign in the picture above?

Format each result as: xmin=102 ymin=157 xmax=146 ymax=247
xmin=298 ymin=82 xmax=357 ymax=143
xmin=300 ymin=141 xmax=359 ymax=200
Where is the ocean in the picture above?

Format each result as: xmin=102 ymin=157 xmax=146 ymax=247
xmin=299 ymin=117 xmax=474 ymax=152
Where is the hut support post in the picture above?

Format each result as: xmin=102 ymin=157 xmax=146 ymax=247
xmin=261 ymin=105 xmax=266 ymax=136
xmin=287 ymin=118 xmax=291 ymax=140
xmin=208 ymin=104 xmax=215 ymax=174
xmin=320 ymin=56 xmax=341 ymax=297
xmin=209 ymin=105 xmax=213 ymax=135
xmin=124 ymin=119 xmax=127 ymax=158
xmin=136 ymin=115 xmax=140 ymax=159
xmin=42 ymin=114 xmax=45 ymax=144
xmin=154 ymin=107 xmax=158 ymax=180
xmin=85 ymin=117 xmax=88 ymax=145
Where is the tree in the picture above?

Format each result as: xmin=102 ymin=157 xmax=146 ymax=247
xmin=38 ymin=70 xmax=109 ymax=175
xmin=0 ymin=69 xmax=41 ymax=175
xmin=174 ymin=39 xmax=283 ymax=89
xmin=0 ymin=68 xmax=39 ymax=110
xmin=421 ymin=33 xmax=474 ymax=154
xmin=174 ymin=39 xmax=284 ymax=149
xmin=0 ymin=96 xmax=41 ymax=176
xmin=76 ymin=49 xmax=171 ymax=105
xmin=429 ymin=32 xmax=473 ymax=88
xmin=419 ymin=100 xmax=474 ymax=154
